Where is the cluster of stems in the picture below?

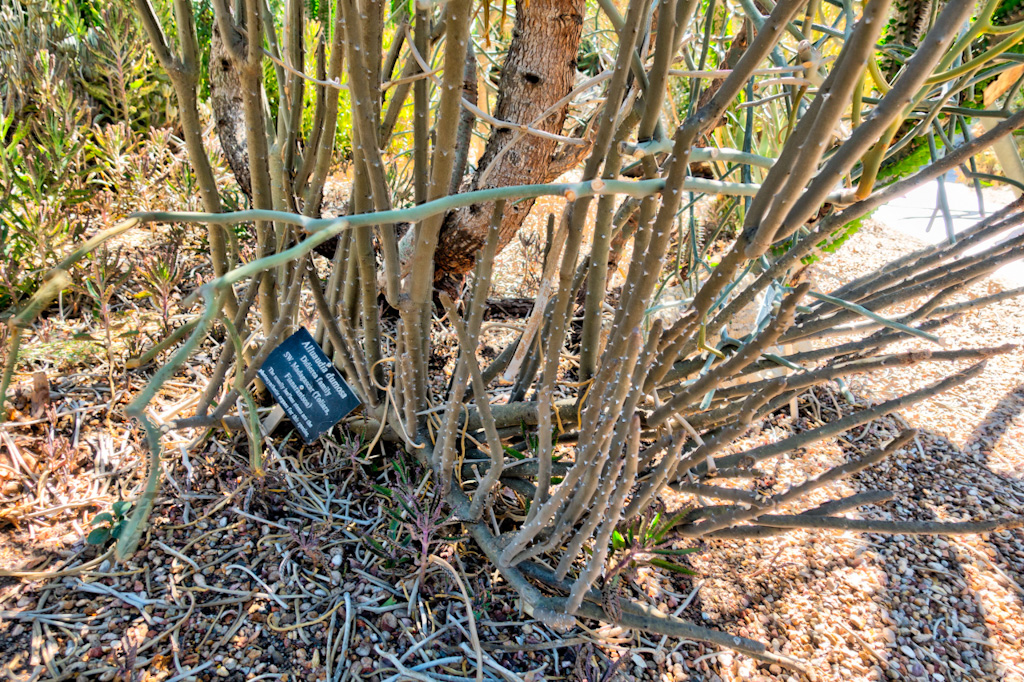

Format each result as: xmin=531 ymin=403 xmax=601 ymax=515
xmin=6 ymin=0 xmax=1024 ymax=669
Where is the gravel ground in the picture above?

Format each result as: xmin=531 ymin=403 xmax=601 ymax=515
xmin=676 ymin=217 xmax=1024 ymax=682
xmin=1 ymin=213 xmax=1023 ymax=682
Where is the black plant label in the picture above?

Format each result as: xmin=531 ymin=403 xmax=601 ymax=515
xmin=257 ymin=327 xmax=361 ymax=443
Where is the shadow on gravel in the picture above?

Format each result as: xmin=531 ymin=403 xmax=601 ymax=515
xmin=964 ymin=382 xmax=1024 ymax=481
xmin=851 ymin=424 xmax=1024 ymax=682
xmin=677 ymin=388 xmax=1024 ymax=682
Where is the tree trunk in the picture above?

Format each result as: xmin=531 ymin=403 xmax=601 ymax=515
xmin=210 ymin=23 xmax=252 ymax=200
xmin=430 ymin=0 xmax=586 ymax=280
xmin=882 ymin=0 xmax=936 ymax=79
xmin=208 ymin=0 xmax=588 ymax=277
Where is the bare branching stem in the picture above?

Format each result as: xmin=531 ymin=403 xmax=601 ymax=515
xmin=73 ymin=0 xmax=1023 ymax=652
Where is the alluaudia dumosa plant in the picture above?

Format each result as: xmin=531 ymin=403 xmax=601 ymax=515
xmin=5 ymin=0 xmax=1024 ymax=671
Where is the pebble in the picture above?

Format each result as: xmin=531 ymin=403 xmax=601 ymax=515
xmin=381 ymin=612 xmax=398 ymax=631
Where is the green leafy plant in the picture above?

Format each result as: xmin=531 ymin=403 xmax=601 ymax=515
xmin=0 ymin=48 xmax=93 ymax=308
xmin=81 ymin=0 xmax=174 ymax=129
xmin=0 ymin=0 xmax=178 ymax=309
xmin=87 ymin=500 xmax=132 ymax=545
xmin=89 ymin=122 xmax=137 ymax=200
xmin=1 ymin=80 xmax=91 ymax=266
xmin=607 ymin=504 xmax=701 ymax=581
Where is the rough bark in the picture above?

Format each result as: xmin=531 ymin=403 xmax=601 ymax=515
xmin=210 ymin=23 xmax=252 ymax=200
xmin=432 ymin=0 xmax=586 ymax=280
xmin=883 ymin=0 xmax=935 ymax=79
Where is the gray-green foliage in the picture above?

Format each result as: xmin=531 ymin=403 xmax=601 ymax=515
xmin=0 ymin=0 xmax=173 ymax=126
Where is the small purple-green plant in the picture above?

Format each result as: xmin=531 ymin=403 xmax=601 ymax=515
xmin=368 ymin=460 xmax=453 ymax=578
xmin=138 ymin=236 xmax=182 ymax=334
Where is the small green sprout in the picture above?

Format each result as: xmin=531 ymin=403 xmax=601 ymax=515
xmin=87 ymin=500 xmax=132 ymax=546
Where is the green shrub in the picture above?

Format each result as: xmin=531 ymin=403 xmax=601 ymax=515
xmin=0 ymin=0 xmax=181 ymax=310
